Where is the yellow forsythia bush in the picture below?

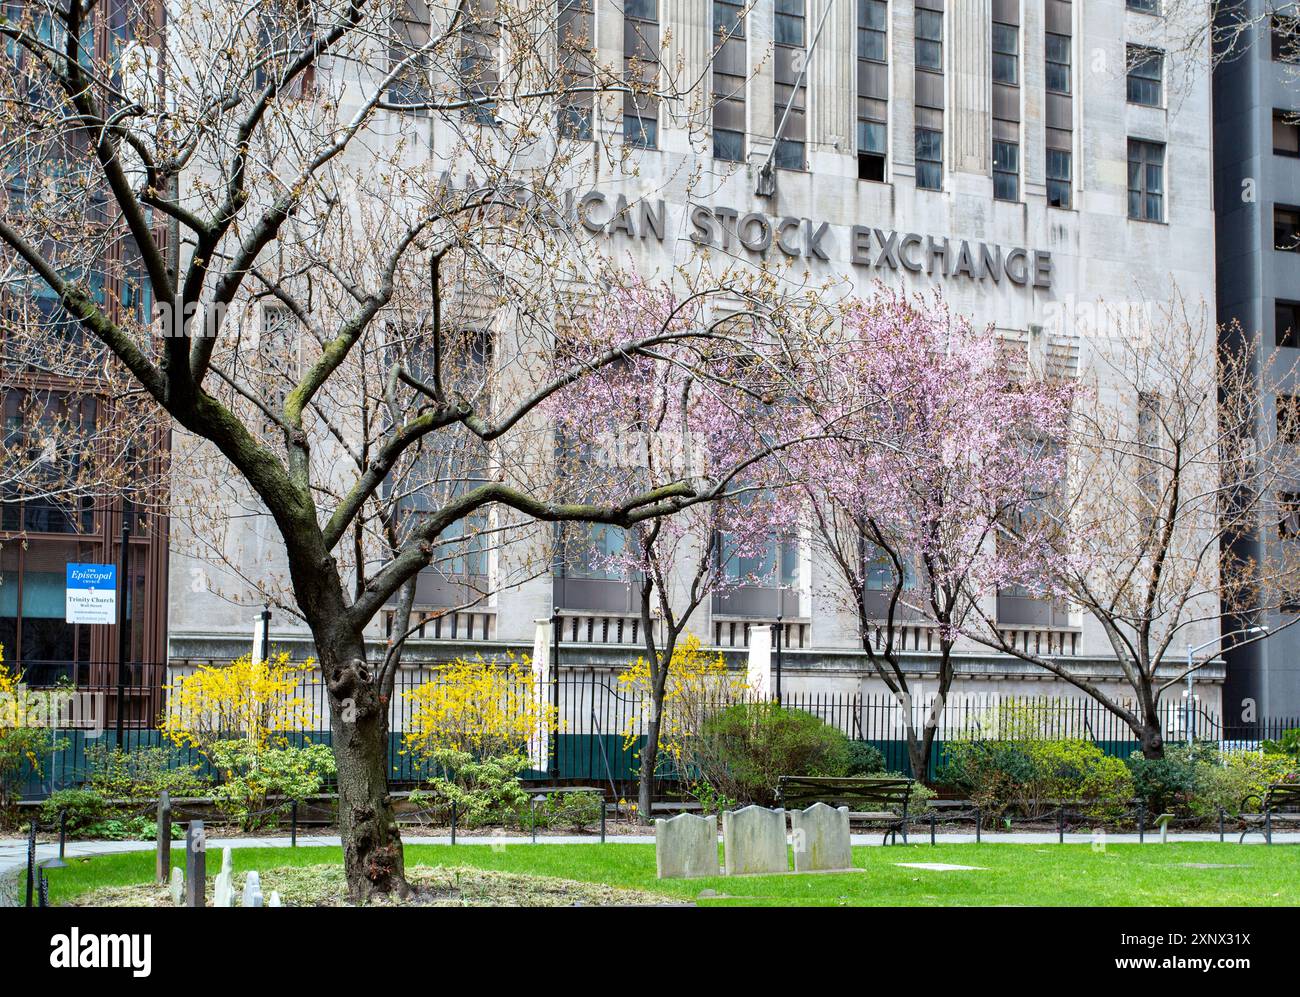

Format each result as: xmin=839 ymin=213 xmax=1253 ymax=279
xmin=402 ymin=654 xmax=556 ymax=760
xmin=161 ymin=652 xmax=318 ymax=753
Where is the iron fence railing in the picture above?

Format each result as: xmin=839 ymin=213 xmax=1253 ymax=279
xmin=13 ymin=658 xmax=1300 ymax=797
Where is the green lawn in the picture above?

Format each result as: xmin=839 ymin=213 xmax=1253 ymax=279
xmin=28 ymin=842 xmax=1300 ymax=907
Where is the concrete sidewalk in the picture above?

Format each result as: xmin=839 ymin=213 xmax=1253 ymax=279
xmin=5 ymin=828 xmax=1297 ymax=904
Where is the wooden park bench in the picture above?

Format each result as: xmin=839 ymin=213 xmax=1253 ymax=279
xmin=1239 ymin=782 xmax=1300 ymax=844
xmin=777 ymin=776 xmax=914 ymax=844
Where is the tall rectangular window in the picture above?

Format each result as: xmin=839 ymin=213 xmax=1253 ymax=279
xmin=460 ymin=0 xmax=498 ymax=125
xmin=1276 ymin=205 xmax=1300 ymax=251
xmin=1126 ymin=45 xmax=1163 ymax=106
xmin=1274 ymin=14 xmax=1300 ymax=64
xmin=992 ymin=21 xmax=1019 ymax=84
xmin=914 ymin=0 xmax=944 ymax=191
xmin=915 ymin=127 xmax=942 ymax=190
xmin=1047 ymin=148 xmax=1072 ymax=208
xmin=624 ymin=0 xmax=659 ymax=148
xmin=557 ymin=0 xmax=594 ymax=139
xmin=1127 ymin=139 xmax=1165 ymax=222
xmin=991 ymin=4 xmax=1020 ymax=202
xmin=774 ymin=0 xmax=807 ymax=170
xmin=993 ymin=139 xmax=1019 ymax=200
xmin=1044 ymin=3 xmax=1073 ymax=209
xmin=914 ymin=6 xmax=942 ymax=69
xmin=388 ymin=0 xmax=431 ymax=109
xmin=713 ymin=0 xmax=747 ymax=161
xmin=1046 ymin=31 xmax=1071 ymax=94
xmin=1276 ymin=110 xmax=1300 ymax=156
xmin=1277 ymin=300 xmax=1300 ymax=348
xmin=856 ymin=0 xmax=888 ymax=182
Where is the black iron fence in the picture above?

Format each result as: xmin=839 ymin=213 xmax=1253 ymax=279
xmin=13 ymin=659 xmax=1300 ymax=797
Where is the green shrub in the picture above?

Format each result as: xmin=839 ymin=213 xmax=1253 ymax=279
xmin=845 ymin=741 xmax=887 ymax=776
xmin=208 ymin=739 xmax=336 ymax=830
xmin=1126 ymin=743 xmax=1215 ymax=817
xmin=1262 ymin=728 xmax=1300 ymax=764
xmin=40 ymin=788 xmax=108 ymax=833
xmin=84 ymin=744 xmax=210 ymax=801
xmin=543 ymin=791 xmax=603 ymax=831
xmin=423 ymin=749 xmax=531 ymax=828
xmin=695 ymin=703 xmax=851 ymax=805
xmin=943 ymin=738 xmax=1132 ymax=821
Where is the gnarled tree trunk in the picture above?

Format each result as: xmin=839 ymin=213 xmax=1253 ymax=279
xmin=318 ymin=629 xmax=410 ymax=901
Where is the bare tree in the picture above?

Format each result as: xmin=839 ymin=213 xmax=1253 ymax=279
xmin=0 ymin=0 xmax=809 ymax=898
xmin=964 ymin=299 xmax=1300 ymax=759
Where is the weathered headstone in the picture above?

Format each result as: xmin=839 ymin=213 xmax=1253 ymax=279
xmin=789 ymin=802 xmax=852 ymax=872
xmin=722 ymin=805 xmax=788 ymax=876
xmin=654 ymin=812 xmax=719 ymax=879
xmin=155 ymin=791 xmax=171 ymax=883
xmin=184 ymin=820 xmax=206 ymax=908
xmin=220 ymin=846 xmax=233 ymax=876
xmin=213 ymin=869 xmax=234 ymax=907
xmin=241 ymin=871 xmax=263 ymax=908
xmin=169 ymin=866 xmax=184 ymax=906
xmin=267 ymin=891 xmax=282 ymax=907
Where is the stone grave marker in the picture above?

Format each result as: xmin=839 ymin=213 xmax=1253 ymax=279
xmin=169 ymin=867 xmax=184 ymax=906
xmin=184 ymin=820 xmax=206 ymax=908
xmin=789 ymin=802 xmax=852 ymax=872
xmin=654 ymin=812 xmax=719 ymax=879
xmin=155 ymin=791 xmax=171 ymax=883
xmin=241 ymin=871 xmax=263 ymax=908
xmin=722 ymin=805 xmax=788 ymax=876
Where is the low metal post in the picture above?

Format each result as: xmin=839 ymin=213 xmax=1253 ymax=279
xmin=450 ymin=801 xmax=457 ymax=846
xmin=1058 ymin=807 xmax=1065 ymax=844
xmin=37 ymin=870 xmax=48 ymax=908
xmin=58 ymin=810 xmax=67 ymax=860
xmin=25 ymin=820 xmax=36 ymax=908
xmin=1266 ymin=809 xmax=1273 ymax=845
xmin=929 ymin=811 xmax=936 ymax=846
xmin=290 ymin=801 xmax=298 ymax=848
xmin=974 ymin=807 xmax=981 ymax=844
xmin=599 ymin=797 xmax=606 ymax=844
xmin=1138 ymin=807 xmax=1145 ymax=844
xmin=1218 ymin=807 xmax=1225 ymax=843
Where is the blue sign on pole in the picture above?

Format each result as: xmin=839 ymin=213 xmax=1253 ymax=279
xmin=65 ymin=563 xmax=117 ymax=624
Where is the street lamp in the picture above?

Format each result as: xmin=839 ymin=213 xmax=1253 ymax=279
xmin=1184 ymin=626 xmax=1268 ymax=744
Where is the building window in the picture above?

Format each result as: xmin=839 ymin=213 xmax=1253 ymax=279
xmin=460 ymin=0 xmax=499 ymax=126
xmin=915 ymin=7 xmax=942 ymax=70
xmin=1275 ymin=205 xmax=1300 ymax=251
xmin=1280 ymin=395 xmax=1300 ymax=445
xmin=774 ymin=0 xmax=806 ymax=170
xmin=1045 ymin=32 xmax=1071 ymax=94
xmin=1273 ymin=14 xmax=1300 ymax=64
xmin=993 ymin=140 xmax=1019 ymax=200
xmin=557 ymin=0 xmax=594 ymax=139
xmin=1127 ymin=0 xmax=1159 ymax=12
xmin=993 ymin=21 xmax=1019 ymax=85
xmin=1282 ymin=492 xmax=1300 ymax=539
xmin=856 ymin=0 xmax=888 ymax=182
xmin=388 ymin=0 xmax=431 ymax=109
xmin=1276 ymin=110 xmax=1300 ymax=156
xmin=915 ymin=127 xmax=942 ymax=190
xmin=713 ymin=0 xmax=747 ymax=162
xmin=775 ymin=0 xmax=805 ymax=45
xmin=1277 ymin=300 xmax=1300 ymax=348
xmin=1127 ymin=139 xmax=1164 ymax=221
xmin=858 ymin=0 xmax=887 ymax=60
xmin=624 ymin=0 xmax=659 ymax=148
xmin=1047 ymin=148 xmax=1072 ymax=208
xmin=1126 ymin=45 xmax=1163 ymax=106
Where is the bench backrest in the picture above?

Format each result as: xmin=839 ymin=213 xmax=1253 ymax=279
xmin=777 ymin=776 xmax=913 ymax=811
xmin=1266 ymin=782 xmax=1300 ymax=810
